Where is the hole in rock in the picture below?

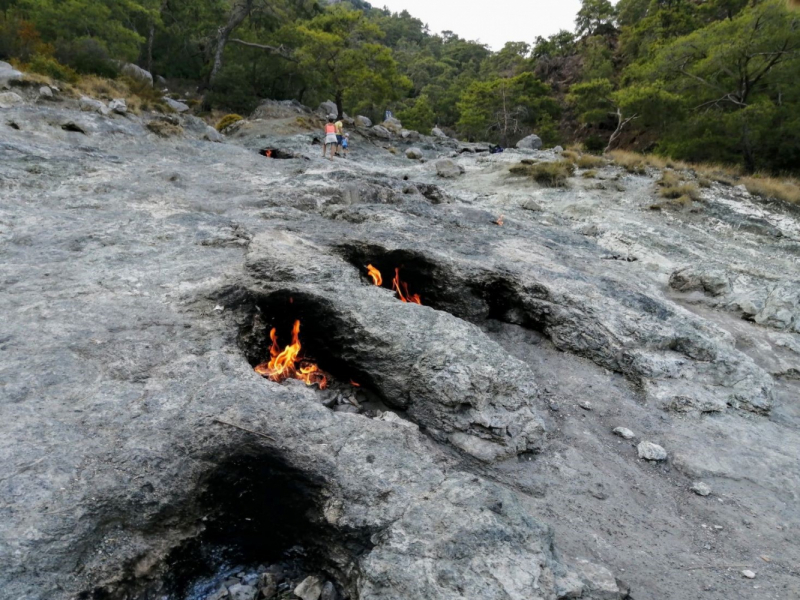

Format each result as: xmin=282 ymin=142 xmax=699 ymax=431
xmin=81 ymin=451 xmax=363 ymax=600
xmin=259 ymin=147 xmax=297 ymax=159
xmin=238 ymin=291 xmax=391 ymax=415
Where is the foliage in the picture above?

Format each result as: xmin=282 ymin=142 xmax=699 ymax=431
xmin=456 ymin=72 xmax=560 ymax=144
xmin=27 ymin=53 xmax=78 ymax=82
xmin=511 ymin=160 xmax=576 ymax=187
xmin=397 ymin=94 xmax=434 ymax=132
xmin=216 ymin=113 xmax=243 ymax=131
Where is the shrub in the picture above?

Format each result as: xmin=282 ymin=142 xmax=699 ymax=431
xmin=27 ymin=54 xmax=78 ymax=83
xmin=561 ymin=150 xmax=580 ymax=162
xmin=511 ymin=160 xmax=575 ymax=187
xmin=742 ymin=176 xmax=800 ymax=205
xmin=659 ymin=182 xmax=701 ymax=201
xmin=55 ymin=38 xmax=118 ymax=78
xmin=582 ymin=169 xmax=598 ymax=178
xmin=216 ymin=113 xmax=243 ymax=132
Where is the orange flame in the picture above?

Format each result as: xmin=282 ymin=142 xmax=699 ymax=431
xmin=254 ymin=320 xmax=329 ymax=389
xmin=367 ymin=264 xmax=382 ymax=286
xmin=392 ymin=268 xmax=422 ymax=304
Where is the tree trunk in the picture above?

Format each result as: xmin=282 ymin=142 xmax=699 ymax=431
xmin=146 ymin=20 xmax=155 ymax=76
xmin=741 ymin=121 xmax=756 ymax=173
xmin=335 ymin=90 xmax=344 ymax=121
xmin=200 ymin=0 xmax=253 ymax=106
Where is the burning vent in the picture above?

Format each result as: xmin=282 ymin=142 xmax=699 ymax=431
xmin=259 ymin=148 xmax=298 ymax=159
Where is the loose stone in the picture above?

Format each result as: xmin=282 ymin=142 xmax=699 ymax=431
xmin=613 ymin=427 xmax=635 ymax=440
xmin=637 ymin=441 xmax=668 ymax=461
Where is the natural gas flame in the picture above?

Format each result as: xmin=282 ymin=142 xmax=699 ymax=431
xmin=265 ymin=149 xmax=273 ymax=158
xmin=366 ymin=264 xmax=422 ymax=304
xmin=392 ymin=267 xmax=422 ymax=304
xmin=254 ymin=320 xmax=329 ymax=389
xmin=367 ymin=264 xmax=382 ymax=286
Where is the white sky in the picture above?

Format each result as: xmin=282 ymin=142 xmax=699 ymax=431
xmin=375 ymin=0 xmax=585 ymax=50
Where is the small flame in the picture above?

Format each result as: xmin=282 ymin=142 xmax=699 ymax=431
xmin=350 ymin=380 xmax=361 ymax=387
xmin=265 ymin=149 xmax=273 ymax=158
xmin=367 ymin=264 xmax=382 ymax=286
xmin=392 ymin=267 xmax=422 ymax=304
xmin=254 ymin=320 xmax=329 ymax=389
xmin=494 ymin=214 xmax=504 ymax=226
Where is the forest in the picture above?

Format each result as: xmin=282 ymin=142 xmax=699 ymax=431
xmin=1 ymin=0 xmax=799 ymax=173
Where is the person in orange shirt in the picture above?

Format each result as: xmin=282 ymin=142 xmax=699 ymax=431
xmin=323 ymin=115 xmax=338 ymax=160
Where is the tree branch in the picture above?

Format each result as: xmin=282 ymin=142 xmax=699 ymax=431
xmin=229 ymin=38 xmax=297 ymax=62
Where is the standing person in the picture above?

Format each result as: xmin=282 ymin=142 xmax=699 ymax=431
xmin=335 ymin=117 xmax=344 ymax=155
xmin=341 ymin=133 xmax=350 ymax=158
xmin=323 ymin=116 xmax=338 ymax=160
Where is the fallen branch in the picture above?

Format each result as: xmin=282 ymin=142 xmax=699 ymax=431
xmin=211 ymin=417 xmax=275 ymax=440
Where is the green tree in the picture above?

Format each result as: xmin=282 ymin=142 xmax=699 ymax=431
xmin=397 ymin=93 xmax=434 ymax=132
xmin=296 ymin=5 xmax=410 ymax=118
xmin=457 ymin=72 xmax=559 ymax=144
xmin=575 ymin=0 xmax=617 ymax=37
xmin=623 ymin=0 xmax=800 ymax=170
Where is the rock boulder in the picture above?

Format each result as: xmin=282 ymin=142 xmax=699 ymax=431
xmin=516 ymin=134 xmax=543 ymax=150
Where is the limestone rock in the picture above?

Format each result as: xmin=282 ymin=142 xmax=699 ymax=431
xmin=164 ymin=97 xmax=190 ymax=113
xmin=741 ymin=570 xmax=756 ymax=579
xmin=669 ymin=266 xmax=731 ymax=297
xmin=204 ymin=125 xmax=224 ymax=143
xmin=0 ymin=60 xmax=23 ymax=89
xmin=228 ymin=583 xmax=256 ymax=600
xmin=638 ymin=441 xmax=668 ymax=461
xmin=691 ymin=481 xmax=712 ymax=496
xmin=431 ymin=126 xmax=448 ymax=138
xmin=574 ymin=559 xmax=622 ymax=599
xmin=355 ymin=115 xmax=372 ymax=127
xmin=320 ymin=581 xmax=339 ymax=600
xmin=38 ymin=86 xmax=54 ymax=100
xmin=400 ymin=128 xmax=419 ymax=139
xmin=120 ymin=63 xmax=153 ymax=86
xmin=405 ymin=147 xmax=422 ymax=160
xmin=382 ymin=116 xmax=402 ymax=133
xmin=0 ymin=91 xmax=23 ymax=109
xmin=370 ymin=124 xmax=391 ymax=139
xmin=754 ymin=283 xmax=799 ymax=332
xmin=318 ymin=100 xmax=337 ymax=117
xmin=436 ymin=158 xmax=465 ymax=178
xmin=108 ymin=98 xmax=127 ymax=115
xmin=79 ymin=96 xmax=108 ymax=115
xmin=613 ymin=427 xmax=635 ymax=440
xmin=516 ymin=134 xmax=543 ymax=150
xmin=294 ymin=575 xmax=324 ymax=600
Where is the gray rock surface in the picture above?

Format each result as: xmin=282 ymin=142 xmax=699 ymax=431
xmin=0 ymin=90 xmax=23 ymax=108
xmin=431 ymin=126 xmax=448 ymax=138
xmin=355 ymin=115 xmax=372 ymax=127
xmin=120 ymin=62 xmax=153 ymax=86
xmin=382 ymin=116 xmax=402 ymax=133
xmin=670 ymin=266 xmax=731 ymax=297
xmin=164 ymin=97 xmax=190 ymax=113
xmin=613 ymin=427 xmax=635 ymax=440
xmin=204 ymin=125 xmax=224 ymax=142
xmin=294 ymin=575 xmax=324 ymax=600
xmin=517 ymin=133 xmax=543 ymax=150
xmin=108 ymin=98 xmax=127 ymax=115
xmin=79 ymin=96 xmax=108 ymax=114
xmin=436 ymin=158 xmax=465 ymax=178
xmin=405 ymin=147 xmax=422 ymax=159
xmin=638 ymin=441 xmax=668 ymax=461
xmin=0 ymin=60 xmax=23 ymax=88
xmin=369 ymin=124 xmax=391 ymax=138
xmin=691 ymin=481 xmax=712 ymax=496
xmin=38 ymin=85 xmax=54 ymax=99
xmin=1 ymin=97 xmax=799 ymax=600
xmin=318 ymin=100 xmax=337 ymax=116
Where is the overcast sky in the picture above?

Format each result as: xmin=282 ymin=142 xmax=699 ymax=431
xmin=375 ymin=0 xmax=585 ymax=50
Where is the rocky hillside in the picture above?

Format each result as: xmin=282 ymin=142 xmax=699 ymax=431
xmin=1 ymin=80 xmax=799 ymax=600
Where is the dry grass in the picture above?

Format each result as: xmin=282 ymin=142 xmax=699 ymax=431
xmin=657 ymin=171 xmax=701 ymax=201
xmin=582 ymin=169 xmax=598 ymax=178
xmin=576 ymin=154 xmax=607 ymax=169
xmin=694 ymin=163 xmax=742 ymax=186
xmin=742 ymin=176 xmax=800 ymax=204
xmin=146 ymin=120 xmax=184 ymax=138
xmin=510 ymin=160 xmax=575 ymax=187
xmin=607 ymin=150 xmax=647 ymax=175
xmin=561 ymin=150 xmax=580 ymax=162
xmin=63 ymin=75 xmax=169 ymax=114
